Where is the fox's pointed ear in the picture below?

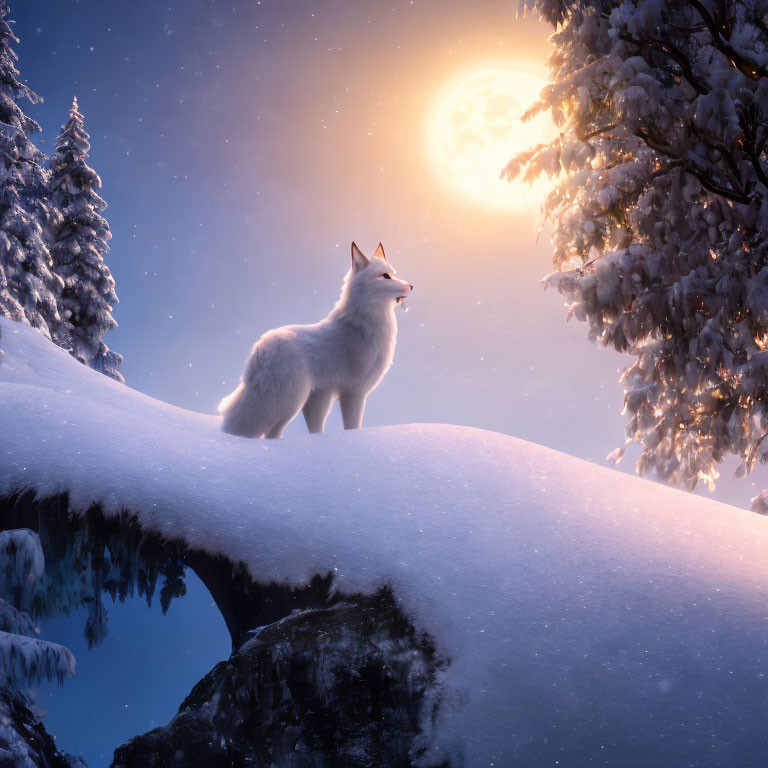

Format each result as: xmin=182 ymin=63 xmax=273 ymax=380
xmin=373 ymin=242 xmax=385 ymax=260
xmin=351 ymin=242 xmax=369 ymax=273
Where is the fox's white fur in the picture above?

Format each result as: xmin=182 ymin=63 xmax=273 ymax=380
xmin=219 ymin=242 xmax=412 ymax=438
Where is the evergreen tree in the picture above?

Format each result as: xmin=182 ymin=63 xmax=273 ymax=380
xmin=509 ymin=0 xmax=768 ymax=505
xmin=0 ymin=530 xmax=75 ymax=686
xmin=0 ymin=0 xmax=61 ymax=337
xmin=48 ymin=96 xmax=123 ymax=382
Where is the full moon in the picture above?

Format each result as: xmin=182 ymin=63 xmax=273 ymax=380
xmin=429 ymin=68 xmax=557 ymax=210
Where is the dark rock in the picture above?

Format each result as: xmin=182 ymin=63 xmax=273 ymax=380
xmin=0 ymin=685 xmax=85 ymax=768
xmin=112 ymin=590 xmax=449 ymax=768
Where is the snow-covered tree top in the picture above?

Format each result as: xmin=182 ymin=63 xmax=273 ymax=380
xmin=49 ymin=96 xmax=102 ymax=195
xmin=0 ymin=0 xmax=59 ymax=340
xmin=49 ymin=96 xmax=108 ymax=235
xmin=3 ymin=317 xmax=768 ymax=765
xmin=0 ymin=0 xmax=42 ymax=138
xmin=48 ymin=95 xmax=121 ymax=381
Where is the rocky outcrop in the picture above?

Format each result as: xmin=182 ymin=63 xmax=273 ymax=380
xmin=0 ymin=685 xmax=85 ymax=768
xmin=0 ymin=493 xmax=449 ymax=767
xmin=112 ymin=591 xmax=448 ymax=768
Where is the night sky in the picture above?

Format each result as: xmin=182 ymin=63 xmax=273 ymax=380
xmin=12 ymin=0 xmax=768 ymax=764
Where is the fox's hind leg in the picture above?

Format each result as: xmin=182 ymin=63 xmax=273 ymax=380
xmin=263 ymin=389 xmax=309 ymax=438
xmin=265 ymin=417 xmax=293 ymax=438
xmin=302 ymin=390 xmax=335 ymax=434
xmin=262 ymin=374 xmax=310 ymax=439
xmin=221 ymin=332 xmax=313 ymax=439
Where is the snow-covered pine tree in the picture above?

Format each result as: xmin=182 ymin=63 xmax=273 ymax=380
xmin=0 ymin=530 xmax=75 ymax=686
xmin=48 ymin=96 xmax=123 ymax=382
xmin=0 ymin=0 xmax=61 ymax=338
xmin=508 ymin=0 xmax=768 ymax=506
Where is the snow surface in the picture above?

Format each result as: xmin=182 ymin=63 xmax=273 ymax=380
xmin=3 ymin=316 xmax=768 ymax=766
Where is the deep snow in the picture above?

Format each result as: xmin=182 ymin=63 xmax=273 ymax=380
xmin=3 ymin=316 xmax=768 ymax=766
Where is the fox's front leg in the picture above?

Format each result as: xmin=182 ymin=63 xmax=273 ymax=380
xmin=340 ymin=391 xmax=367 ymax=430
xmin=302 ymin=390 xmax=335 ymax=434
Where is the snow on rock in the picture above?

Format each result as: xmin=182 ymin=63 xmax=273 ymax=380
xmin=3 ymin=316 xmax=768 ymax=766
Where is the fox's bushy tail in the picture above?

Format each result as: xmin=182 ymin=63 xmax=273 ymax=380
xmin=219 ymin=380 xmax=270 ymax=437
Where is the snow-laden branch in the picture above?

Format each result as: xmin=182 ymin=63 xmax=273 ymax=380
xmin=0 ymin=631 xmax=74 ymax=685
xmin=684 ymin=0 xmax=768 ymax=79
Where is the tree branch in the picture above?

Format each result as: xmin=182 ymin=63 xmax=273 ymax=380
xmin=578 ymin=122 xmax=620 ymax=142
xmin=637 ymin=127 xmax=751 ymax=203
xmin=756 ymin=14 xmax=768 ymax=39
xmin=619 ymin=32 xmax=710 ymax=94
xmin=646 ymin=39 xmax=710 ymax=94
xmin=650 ymin=158 xmax=687 ymax=180
xmin=756 ymin=132 xmax=767 ymax=160
xmin=684 ymin=0 xmax=768 ymax=79
xmin=648 ymin=158 xmax=748 ymax=204
xmin=686 ymin=166 xmax=751 ymax=204
xmin=636 ymin=128 xmax=684 ymax=160
xmin=707 ymin=139 xmax=742 ymax=186
xmin=740 ymin=105 xmax=768 ymax=189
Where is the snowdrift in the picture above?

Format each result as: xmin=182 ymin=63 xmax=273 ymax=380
xmin=3 ymin=316 xmax=768 ymax=766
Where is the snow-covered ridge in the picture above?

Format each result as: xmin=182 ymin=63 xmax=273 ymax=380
xmin=3 ymin=316 xmax=768 ymax=766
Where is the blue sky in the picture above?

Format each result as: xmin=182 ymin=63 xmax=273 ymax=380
xmin=19 ymin=0 xmax=589 ymax=448
xmin=14 ymin=0 xmax=768 ymax=763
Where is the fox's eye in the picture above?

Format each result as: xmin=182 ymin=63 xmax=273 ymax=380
xmin=381 ymin=273 xmax=392 ymax=280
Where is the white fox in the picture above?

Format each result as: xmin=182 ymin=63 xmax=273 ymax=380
xmin=219 ymin=242 xmax=412 ymax=438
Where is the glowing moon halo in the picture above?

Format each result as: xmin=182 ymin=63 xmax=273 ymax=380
xmin=428 ymin=68 xmax=557 ymax=210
